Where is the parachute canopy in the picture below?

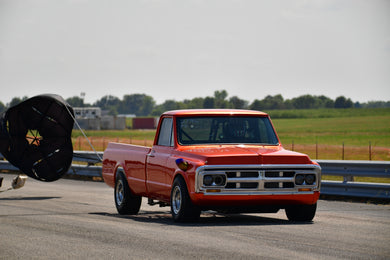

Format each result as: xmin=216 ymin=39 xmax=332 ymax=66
xmin=0 ymin=94 xmax=74 ymax=181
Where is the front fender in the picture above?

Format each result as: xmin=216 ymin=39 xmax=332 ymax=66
xmin=171 ymin=167 xmax=198 ymax=202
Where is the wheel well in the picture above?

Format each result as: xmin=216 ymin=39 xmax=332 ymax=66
xmin=172 ymin=173 xmax=191 ymax=195
xmin=115 ymin=167 xmax=139 ymax=195
xmin=115 ymin=167 xmax=125 ymax=182
xmin=173 ymin=173 xmax=184 ymax=182
xmin=172 ymin=173 xmax=186 ymax=186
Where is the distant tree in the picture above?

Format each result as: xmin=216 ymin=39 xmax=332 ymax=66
xmin=249 ymin=94 xmax=284 ymax=110
xmin=334 ymin=96 xmax=346 ymax=108
xmin=292 ymin=95 xmax=317 ymax=109
xmin=249 ymin=99 xmax=263 ymax=111
xmin=335 ymin=96 xmax=353 ymax=108
xmin=119 ymin=94 xmax=156 ymax=116
xmin=93 ymin=95 xmax=120 ymax=115
xmin=94 ymin=95 xmax=120 ymax=109
xmin=151 ymin=107 xmax=164 ymax=116
xmin=362 ymin=101 xmax=390 ymax=108
xmin=139 ymin=95 xmax=156 ymax=116
xmin=0 ymin=101 xmax=5 ymax=113
xmin=214 ymin=90 xmax=228 ymax=101
xmin=168 ymin=100 xmax=183 ymax=110
xmin=182 ymin=97 xmax=204 ymax=109
xmin=344 ymin=97 xmax=354 ymax=108
xmin=8 ymin=96 xmax=28 ymax=108
xmin=317 ymin=95 xmax=334 ymax=108
xmin=203 ymin=97 xmax=215 ymax=108
xmin=229 ymin=96 xmax=248 ymax=109
xmin=214 ymin=90 xmax=230 ymax=108
xmin=107 ymin=107 xmax=118 ymax=116
xmin=66 ymin=91 xmax=381 ymax=117
xmin=151 ymin=100 xmax=183 ymax=116
xmin=66 ymin=96 xmax=85 ymax=107
xmin=265 ymin=94 xmax=284 ymax=109
xmin=283 ymin=99 xmax=294 ymax=109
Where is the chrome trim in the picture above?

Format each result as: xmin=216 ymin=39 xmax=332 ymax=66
xmin=195 ymin=164 xmax=321 ymax=195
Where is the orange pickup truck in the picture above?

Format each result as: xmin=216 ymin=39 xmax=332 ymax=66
xmin=102 ymin=109 xmax=321 ymax=222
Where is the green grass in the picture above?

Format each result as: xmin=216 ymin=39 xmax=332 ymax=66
xmin=71 ymin=108 xmax=390 ymax=160
xmin=272 ymin=115 xmax=390 ymax=147
xmin=267 ymin=107 xmax=390 ymax=119
xmin=322 ymin=176 xmax=390 ymax=184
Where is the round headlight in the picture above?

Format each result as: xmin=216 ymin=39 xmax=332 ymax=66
xmin=295 ymin=174 xmax=305 ymax=185
xmin=214 ymin=175 xmax=225 ymax=186
xmin=305 ymin=174 xmax=316 ymax=185
xmin=203 ymin=175 xmax=213 ymax=186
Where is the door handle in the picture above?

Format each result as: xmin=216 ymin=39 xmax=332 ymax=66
xmin=147 ymin=151 xmax=155 ymax=157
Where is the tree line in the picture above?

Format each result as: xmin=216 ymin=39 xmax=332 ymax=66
xmin=1 ymin=90 xmax=389 ymax=116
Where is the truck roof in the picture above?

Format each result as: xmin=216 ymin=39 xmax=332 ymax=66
xmin=162 ymin=109 xmax=269 ymax=117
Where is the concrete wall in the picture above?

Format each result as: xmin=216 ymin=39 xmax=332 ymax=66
xmin=75 ymin=118 xmax=100 ymax=130
xmin=101 ymin=116 xmax=126 ymax=130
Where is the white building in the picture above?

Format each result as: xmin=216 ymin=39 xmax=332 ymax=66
xmin=74 ymin=107 xmax=101 ymax=119
xmin=73 ymin=107 xmax=125 ymax=130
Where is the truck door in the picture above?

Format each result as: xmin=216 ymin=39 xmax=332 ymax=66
xmin=146 ymin=117 xmax=174 ymax=200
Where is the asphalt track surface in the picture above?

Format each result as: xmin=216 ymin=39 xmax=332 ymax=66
xmin=0 ymin=174 xmax=389 ymax=259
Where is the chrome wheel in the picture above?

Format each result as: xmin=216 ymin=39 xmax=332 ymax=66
xmin=172 ymin=185 xmax=182 ymax=215
xmin=170 ymin=177 xmax=201 ymax=222
xmin=115 ymin=179 xmax=124 ymax=206
xmin=114 ymin=172 xmax=142 ymax=215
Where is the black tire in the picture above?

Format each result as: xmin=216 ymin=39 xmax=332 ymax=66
xmin=170 ymin=177 xmax=201 ymax=222
xmin=115 ymin=172 xmax=142 ymax=215
xmin=285 ymin=203 xmax=317 ymax=222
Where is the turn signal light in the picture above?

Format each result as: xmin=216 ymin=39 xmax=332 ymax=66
xmin=175 ymin=158 xmax=191 ymax=171
xmin=205 ymin=189 xmax=221 ymax=193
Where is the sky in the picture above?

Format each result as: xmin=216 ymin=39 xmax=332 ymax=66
xmin=0 ymin=0 xmax=389 ymax=105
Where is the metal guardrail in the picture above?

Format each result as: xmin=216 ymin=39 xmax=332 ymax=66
xmin=1 ymin=152 xmax=390 ymax=199
xmin=315 ymin=160 xmax=390 ymax=199
xmin=0 ymin=152 xmax=104 ymax=178
xmin=73 ymin=151 xmax=103 ymax=165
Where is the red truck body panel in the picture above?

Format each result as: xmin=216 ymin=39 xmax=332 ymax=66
xmin=102 ymin=109 xmax=321 ymax=216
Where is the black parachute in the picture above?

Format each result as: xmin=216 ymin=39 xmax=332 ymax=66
xmin=0 ymin=94 xmax=74 ymax=182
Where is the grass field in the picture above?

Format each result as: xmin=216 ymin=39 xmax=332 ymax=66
xmin=272 ymin=115 xmax=390 ymax=160
xmin=71 ymin=108 xmax=390 ymax=161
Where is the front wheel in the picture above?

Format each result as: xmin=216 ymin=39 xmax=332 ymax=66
xmin=115 ymin=172 xmax=141 ymax=215
xmin=171 ymin=177 xmax=200 ymax=222
xmin=285 ymin=203 xmax=317 ymax=222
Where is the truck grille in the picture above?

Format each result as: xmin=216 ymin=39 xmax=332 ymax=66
xmin=196 ymin=165 xmax=321 ymax=194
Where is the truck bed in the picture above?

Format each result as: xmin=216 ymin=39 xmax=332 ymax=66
xmin=102 ymin=142 xmax=151 ymax=194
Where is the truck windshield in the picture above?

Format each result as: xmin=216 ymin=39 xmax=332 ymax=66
xmin=176 ymin=116 xmax=279 ymax=145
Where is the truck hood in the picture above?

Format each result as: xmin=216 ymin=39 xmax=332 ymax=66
xmin=178 ymin=145 xmax=312 ymax=165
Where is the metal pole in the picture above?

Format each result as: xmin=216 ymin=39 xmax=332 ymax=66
xmin=369 ymin=141 xmax=372 ymax=161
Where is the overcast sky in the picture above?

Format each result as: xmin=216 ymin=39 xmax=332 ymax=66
xmin=0 ymin=0 xmax=389 ymax=105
